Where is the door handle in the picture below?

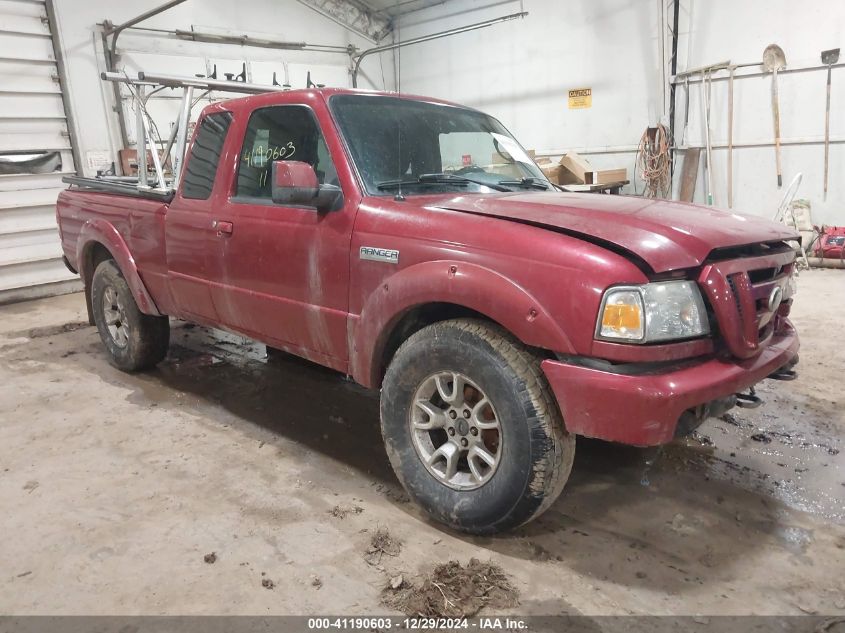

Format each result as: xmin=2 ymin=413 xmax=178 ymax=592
xmin=213 ymin=220 xmax=233 ymax=237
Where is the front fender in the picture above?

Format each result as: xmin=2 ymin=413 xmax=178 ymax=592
xmin=76 ymin=219 xmax=161 ymax=316
xmin=351 ymin=260 xmax=574 ymax=388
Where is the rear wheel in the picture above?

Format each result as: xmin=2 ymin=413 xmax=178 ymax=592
xmin=380 ymin=319 xmax=575 ymax=534
xmin=91 ymin=259 xmax=169 ymax=372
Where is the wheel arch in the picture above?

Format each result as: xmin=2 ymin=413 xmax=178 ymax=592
xmin=350 ymin=260 xmax=574 ymax=388
xmin=77 ymin=220 xmax=161 ymax=318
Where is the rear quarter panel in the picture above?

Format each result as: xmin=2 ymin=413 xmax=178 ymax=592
xmin=57 ymin=189 xmax=173 ymax=314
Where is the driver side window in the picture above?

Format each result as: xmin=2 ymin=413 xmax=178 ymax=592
xmin=236 ymin=105 xmax=338 ymax=200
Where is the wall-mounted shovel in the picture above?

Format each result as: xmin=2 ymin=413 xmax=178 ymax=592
xmin=727 ymin=64 xmax=736 ymax=208
xmin=822 ymin=48 xmax=840 ymax=199
xmin=763 ymin=44 xmax=787 ymax=187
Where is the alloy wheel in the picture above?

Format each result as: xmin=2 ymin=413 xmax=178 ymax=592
xmin=102 ymin=285 xmax=130 ymax=348
xmin=410 ymin=371 xmax=502 ymax=490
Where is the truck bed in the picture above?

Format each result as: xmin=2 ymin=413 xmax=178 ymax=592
xmin=57 ymin=184 xmax=171 ymax=316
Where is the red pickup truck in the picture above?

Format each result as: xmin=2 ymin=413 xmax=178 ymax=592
xmin=57 ymin=88 xmax=800 ymax=533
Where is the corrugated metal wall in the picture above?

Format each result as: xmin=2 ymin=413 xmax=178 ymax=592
xmin=0 ymin=0 xmax=79 ymax=304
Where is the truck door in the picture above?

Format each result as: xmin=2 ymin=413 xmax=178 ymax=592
xmin=207 ymin=104 xmax=354 ymax=369
xmin=164 ymin=111 xmax=233 ymax=323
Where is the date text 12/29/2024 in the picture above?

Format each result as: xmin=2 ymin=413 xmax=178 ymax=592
xmin=307 ymin=617 xmax=528 ymax=630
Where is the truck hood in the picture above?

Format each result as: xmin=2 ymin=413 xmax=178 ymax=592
xmin=430 ymin=192 xmax=798 ymax=272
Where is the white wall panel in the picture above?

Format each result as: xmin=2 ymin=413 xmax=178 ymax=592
xmin=0 ymin=0 xmax=78 ymax=303
xmin=0 ymin=257 xmax=75 ymax=294
xmin=0 ymin=111 xmax=71 ymax=152
xmin=397 ymin=0 xmax=845 ymax=225
xmin=0 ymin=0 xmax=51 ymax=37
xmin=0 ymin=60 xmax=61 ymax=93
xmin=0 ymin=236 xmax=62 ymax=268
xmin=0 ymin=187 xmax=66 ymax=209
xmin=0 ymin=204 xmax=58 ymax=233
xmin=0 ymin=31 xmax=55 ymax=62
xmin=0 ymin=227 xmax=60 ymax=253
xmin=395 ymin=0 xmax=663 ymax=192
xmin=0 ymin=93 xmax=66 ymax=118
xmin=0 ymin=172 xmax=69 ymax=192
xmin=0 ymin=0 xmax=46 ymax=18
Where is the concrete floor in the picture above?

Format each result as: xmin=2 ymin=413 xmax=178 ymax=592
xmin=0 ymin=269 xmax=843 ymax=616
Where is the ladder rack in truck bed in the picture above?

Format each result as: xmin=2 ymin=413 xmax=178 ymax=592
xmin=67 ymin=70 xmax=285 ymax=200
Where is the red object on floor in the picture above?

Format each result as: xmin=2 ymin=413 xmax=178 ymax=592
xmin=815 ymin=226 xmax=845 ymax=259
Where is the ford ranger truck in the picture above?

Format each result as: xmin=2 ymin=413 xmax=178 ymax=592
xmin=57 ymin=89 xmax=800 ymax=534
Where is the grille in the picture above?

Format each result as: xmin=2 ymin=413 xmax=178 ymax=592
xmin=748 ymin=266 xmax=782 ymax=283
xmin=726 ymin=274 xmax=744 ymax=318
xmin=699 ymin=249 xmax=795 ymax=359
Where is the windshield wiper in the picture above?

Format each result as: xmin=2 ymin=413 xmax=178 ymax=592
xmin=497 ymin=177 xmax=553 ymax=191
xmin=423 ymin=173 xmax=512 ymax=191
xmin=376 ymin=177 xmax=467 ymax=191
xmin=377 ymin=173 xmax=511 ymax=192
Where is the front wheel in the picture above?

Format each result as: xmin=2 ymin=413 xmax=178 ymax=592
xmin=380 ymin=319 xmax=575 ymax=534
xmin=91 ymin=259 xmax=169 ymax=372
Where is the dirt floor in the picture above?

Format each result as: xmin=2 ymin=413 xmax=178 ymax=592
xmin=0 ymin=269 xmax=843 ymax=616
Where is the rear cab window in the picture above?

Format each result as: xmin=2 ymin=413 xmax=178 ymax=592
xmin=182 ymin=112 xmax=233 ymax=200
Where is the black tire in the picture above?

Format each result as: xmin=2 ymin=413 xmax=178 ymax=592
xmin=380 ymin=319 xmax=575 ymax=534
xmin=91 ymin=259 xmax=169 ymax=372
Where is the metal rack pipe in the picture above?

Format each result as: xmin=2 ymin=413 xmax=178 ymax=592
xmin=172 ymin=86 xmax=194 ymax=188
xmin=105 ymin=0 xmax=187 ymax=68
xmin=137 ymin=71 xmax=287 ymax=94
xmin=672 ymin=61 xmax=845 ymax=85
xmin=351 ymin=11 xmax=528 ymax=88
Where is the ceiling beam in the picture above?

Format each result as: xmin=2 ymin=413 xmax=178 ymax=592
xmin=296 ymin=0 xmax=391 ymax=43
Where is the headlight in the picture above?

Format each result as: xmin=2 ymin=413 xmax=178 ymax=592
xmin=596 ymin=281 xmax=710 ymax=343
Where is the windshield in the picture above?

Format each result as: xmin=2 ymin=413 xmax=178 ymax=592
xmin=329 ymin=94 xmax=551 ymax=195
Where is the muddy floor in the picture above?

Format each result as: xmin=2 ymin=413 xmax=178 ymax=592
xmin=0 ymin=269 xmax=842 ymax=615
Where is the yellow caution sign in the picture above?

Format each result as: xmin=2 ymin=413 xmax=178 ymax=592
xmin=568 ymin=88 xmax=592 ymax=109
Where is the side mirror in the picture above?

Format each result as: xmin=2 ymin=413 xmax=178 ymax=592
xmin=271 ymin=160 xmax=342 ymax=212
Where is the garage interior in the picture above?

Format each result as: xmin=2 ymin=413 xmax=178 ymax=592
xmin=1 ymin=0 xmax=843 ymax=623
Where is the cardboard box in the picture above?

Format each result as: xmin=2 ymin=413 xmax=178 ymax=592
xmin=559 ymin=152 xmax=627 ymax=185
xmin=118 ymin=148 xmax=157 ymax=177
xmin=559 ymin=152 xmax=591 ymax=184
xmin=539 ymin=163 xmax=560 ymax=183
xmin=487 ymin=149 xmax=627 ymax=186
xmin=589 ymin=167 xmax=628 ymax=185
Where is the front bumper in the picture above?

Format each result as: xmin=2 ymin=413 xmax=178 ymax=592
xmin=541 ymin=322 xmax=799 ymax=446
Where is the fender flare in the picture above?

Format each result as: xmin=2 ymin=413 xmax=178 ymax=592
xmin=76 ymin=219 xmax=161 ymax=316
xmin=350 ymin=260 xmax=574 ymax=388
